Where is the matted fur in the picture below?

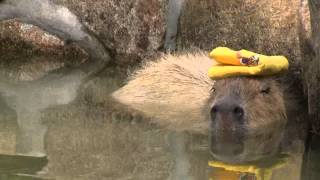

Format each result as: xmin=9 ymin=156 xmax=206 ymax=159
xmin=112 ymin=52 xmax=215 ymax=134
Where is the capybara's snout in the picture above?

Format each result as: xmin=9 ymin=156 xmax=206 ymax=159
xmin=209 ymin=96 xmax=247 ymax=162
xmin=210 ymin=97 xmax=245 ymax=125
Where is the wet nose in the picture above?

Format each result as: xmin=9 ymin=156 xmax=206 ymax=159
xmin=211 ymin=102 xmax=244 ymax=122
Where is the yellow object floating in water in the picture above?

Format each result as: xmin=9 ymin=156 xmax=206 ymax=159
xmin=208 ymin=47 xmax=289 ymax=79
xmin=208 ymin=154 xmax=289 ymax=180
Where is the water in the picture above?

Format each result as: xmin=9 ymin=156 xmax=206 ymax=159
xmin=0 ymin=74 xmax=316 ymax=180
xmin=301 ymin=134 xmax=320 ymax=180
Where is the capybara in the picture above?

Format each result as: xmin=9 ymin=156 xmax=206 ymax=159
xmin=112 ymin=51 xmax=298 ymax=163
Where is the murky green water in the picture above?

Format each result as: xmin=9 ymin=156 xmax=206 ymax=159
xmin=0 ymin=76 xmax=316 ymax=180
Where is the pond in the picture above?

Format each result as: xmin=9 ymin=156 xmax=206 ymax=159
xmin=0 ymin=76 xmax=316 ymax=180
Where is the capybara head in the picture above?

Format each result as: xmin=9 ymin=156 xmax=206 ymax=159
xmin=112 ymin=52 xmax=289 ymax=163
xmin=208 ymin=77 xmax=287 ymax=163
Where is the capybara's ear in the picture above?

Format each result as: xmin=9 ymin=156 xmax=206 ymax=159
xmin=112 ymin=52 xmax=215 ymax=134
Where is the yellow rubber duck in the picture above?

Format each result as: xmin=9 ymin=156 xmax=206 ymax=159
xmin=208 ymin=47 xmax=289 ymax=79
xmin=208 ymin=154 xmax=290 ymax=180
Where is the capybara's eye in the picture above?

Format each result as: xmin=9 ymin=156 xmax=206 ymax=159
xmin=260 ymin=86 xmax=271 ymax=94
xmin=210 ymin=86 xmax=216 ymax=93
xmin=233 ymin=106 xmax=244 ymax=119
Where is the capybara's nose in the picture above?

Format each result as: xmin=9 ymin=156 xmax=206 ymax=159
xmin=211 ymin=101 xmax=244 ymax=122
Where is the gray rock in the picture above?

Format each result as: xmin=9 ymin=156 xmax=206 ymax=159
xmin=178 ymin=0 xmax=301 ymax=69
xmin=0 ymin=20 xmax=87 ymax=81
xmin=52 ymin=0 xmax=168 ymax=65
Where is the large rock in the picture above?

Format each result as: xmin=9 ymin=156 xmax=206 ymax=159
xmin=52 ymin=0 xmax=168 ymax=66
xmin=0 ymin=20 xmax=87 ymax=81
xmin=178 ymin=0 xmax=301 ymax=78
xmin=299 ymin=0 xmax=320 ymax=133
xmin=0 ymin=0 xmax=168 ymax=81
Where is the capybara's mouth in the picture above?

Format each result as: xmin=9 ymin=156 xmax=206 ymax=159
xmin=210 ymin=152 xmax=245 ymax=164
xmin=210 ymin=146 xmax=278 ymax=164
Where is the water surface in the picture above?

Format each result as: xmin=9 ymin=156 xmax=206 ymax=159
xmin=0 ymin=77 xmax=315 ymax=180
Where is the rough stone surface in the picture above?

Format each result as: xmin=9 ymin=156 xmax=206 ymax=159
xmin=178 ymin=0 xmax=302 ymax=85
xmin=0 ymin=0 xmax=168 ymax=81
xmin=299 ymin=0 xmax=320 ymax=133
xmin=0 ymin=20 xmax=87 ymax=81
xmin=52 ymin=0 xmax=168 ymax=66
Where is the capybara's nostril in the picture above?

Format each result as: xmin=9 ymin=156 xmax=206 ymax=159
xmin=210 ymin=105 xmax=218 ymax=121
xmin=233 ymin=106 xmax=244 ymax=119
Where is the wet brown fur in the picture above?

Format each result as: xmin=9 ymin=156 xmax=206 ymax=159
xmin=112 ymin=52 xmax=215 ymax=134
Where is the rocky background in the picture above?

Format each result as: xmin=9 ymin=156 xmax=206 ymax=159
xmin=300 ymin=0 xmax=320 ymax=133
xmin=0 ymin=0 xmax=309 ymax=104
xmin=0 ymin=0 xmax=318 ymax=179
xmin=0 ymin=0 xmax=310 ymax=97
xmin=178 ymin=0 xmax=302 ymax=83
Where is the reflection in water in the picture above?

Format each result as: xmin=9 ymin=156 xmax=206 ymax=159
xmin=0 ymin=0 xmax=110 ymax=158
xmin=302 ymin=134 xmax=320 ymax=180
xmin=1 ymin=76 xmax=82 ymax=156
xmin=0 ymin=75 xmax=310 ymax=180
xmin=209 ymin=153 xmax=290 ymax=180
xmin=0 ymin=154 xmax=47 ymax=174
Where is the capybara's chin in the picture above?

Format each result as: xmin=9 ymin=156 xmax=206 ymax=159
xmin=209 ymin=129 xmax=283 ymax=163
xmin=210 ymin=149 xmax=277 ymax=164
xmin=209 ymin=115 xmax=286 ymax=163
